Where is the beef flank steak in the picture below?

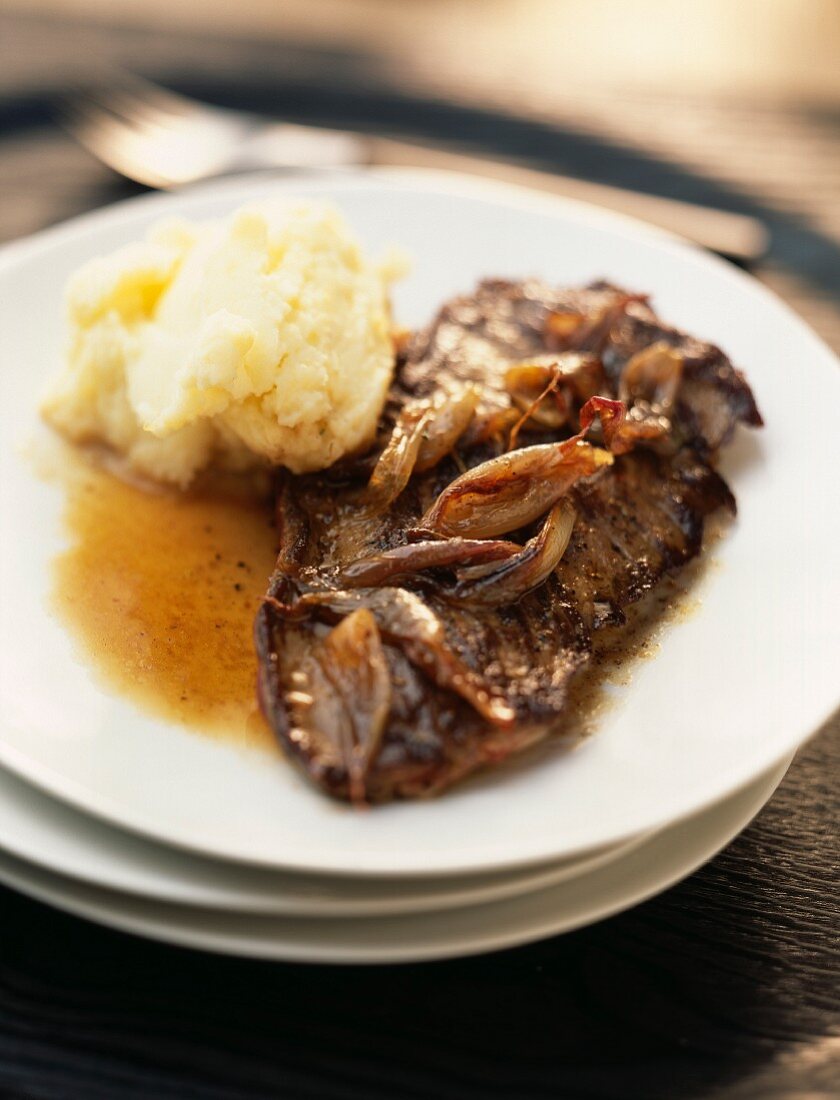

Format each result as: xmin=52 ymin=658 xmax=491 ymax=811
xmin=255 ymin=280 xmax=761 ymax=804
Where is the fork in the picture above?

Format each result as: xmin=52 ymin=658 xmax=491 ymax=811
xmin=60 ymin=73 xmax=370 ymax=188
xmin=60 ymin=73 xmax=767 ymax=263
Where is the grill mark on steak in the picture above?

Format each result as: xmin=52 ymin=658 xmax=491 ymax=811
xmin=255 ymin=279 xmax=761 ymax=803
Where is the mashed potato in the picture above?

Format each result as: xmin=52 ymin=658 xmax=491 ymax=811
xmin=42 ymin=200 xmax=401 ymax=486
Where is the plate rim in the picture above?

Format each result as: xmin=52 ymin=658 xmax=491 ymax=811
xmin=0 ymin=761 xmax=650 ymax=917
xmin=0 ymin=755 xmax=793 ymax=963
xmin=0 ymin=167 xmax=837 ymax=877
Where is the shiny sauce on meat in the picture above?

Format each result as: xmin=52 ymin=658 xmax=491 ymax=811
xmin=50 ymin=453 xmax=277 ymax=750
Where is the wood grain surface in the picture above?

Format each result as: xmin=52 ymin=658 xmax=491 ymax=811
xmin=0 ymin=11 xmax=837 ymax=1099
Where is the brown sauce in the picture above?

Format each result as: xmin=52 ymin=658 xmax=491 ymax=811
xmin=49 ymin=450 xmax=278 ymax=751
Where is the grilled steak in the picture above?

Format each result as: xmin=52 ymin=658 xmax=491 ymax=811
xmin=255 ymin=280 xmax=761 ymax=803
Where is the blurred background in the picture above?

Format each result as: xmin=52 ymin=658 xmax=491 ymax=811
xmin=1 ymin=0 xmax=838 ymax=347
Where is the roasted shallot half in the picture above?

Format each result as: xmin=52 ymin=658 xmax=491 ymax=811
xmin=364 ymin=385 xmax=478 ymax=508
xmin=447 ymin=500 xmax=577 ymax=607
xmin=416 ymin=396 xmax=624 ymax=539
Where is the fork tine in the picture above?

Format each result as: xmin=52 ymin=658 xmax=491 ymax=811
xmin=94 ymin=70 xmax=198 ymax=120
xmin=99 ymin=74 xmax=204 ymax=128
xmin=58 ymin=96 xmax=177 ymax=188
xmin=63 ymin=83 xmax=183 ymax=135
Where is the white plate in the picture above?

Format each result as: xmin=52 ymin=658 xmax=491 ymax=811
xmin=0 ymin=764 xmax=646 ymax=916
xmin=0 ymin=169 xmax=837 ymax=877
xmin=0 ymin=757 xmax=792 ymax=963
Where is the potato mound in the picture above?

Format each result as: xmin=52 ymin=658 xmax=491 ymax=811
xmin=42 ymin=200 xmax=401 ymax=486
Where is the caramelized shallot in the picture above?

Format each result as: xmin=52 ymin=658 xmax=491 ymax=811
xmin=364 ymin=404 xmax=432 ymax=509
xmin=416 ymin=440 xmax=610 ymax=539
xmin=417 ymin=397 xmax=623 ymax=539
xmin=272 ymin=587 xmax=515 ymax=726
xmin=364 ymin=386 xmax=478 ymax=507
xmin=415 ymin=385 xmax=479 ymax=472
xmin=619 ymin=341 xmax=684 ymax=409
xmin=506 ymin=361 xmax=570 ymax=449
xmin=449 ymin=501 xmax=576 ymax=607
xmin=505 ymin=353 xmax=606 ymax=448
xmin=596 ymin=344 xmax=686 ymax=452
xmin=297 ymin=608 xmax=391 ymax=804
xmin=339 ymin=536 xmax=519 ymax=588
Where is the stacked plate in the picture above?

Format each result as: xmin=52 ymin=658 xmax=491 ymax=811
xmin=0 ymin=172 xmax=837 ymax=963
xmin=0 ymin=757 xmax=796 ymax=962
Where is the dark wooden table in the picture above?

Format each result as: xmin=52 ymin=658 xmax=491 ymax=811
xmin=0 ymin=12 xmax=838 ymax=1099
